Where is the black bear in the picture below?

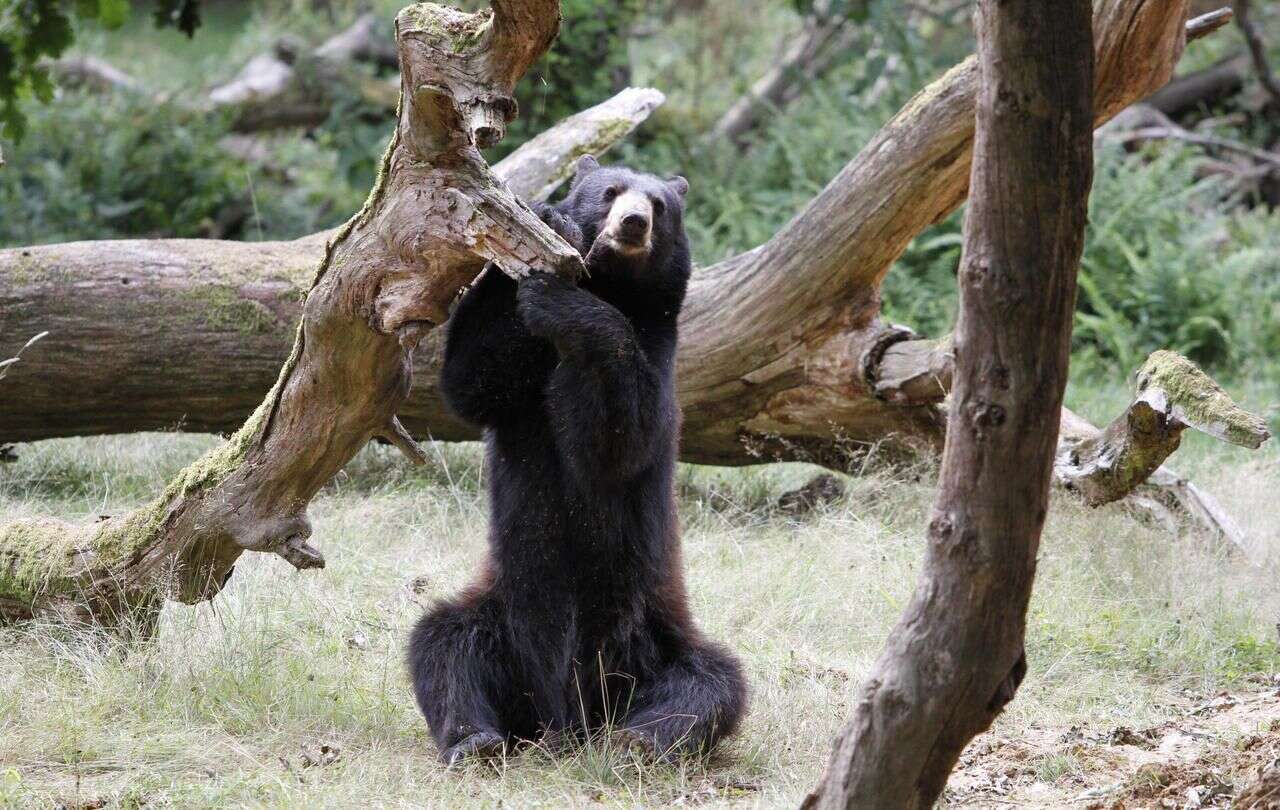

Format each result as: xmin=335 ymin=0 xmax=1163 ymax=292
xmin=408 ymin=156 xmax=746 ymax=764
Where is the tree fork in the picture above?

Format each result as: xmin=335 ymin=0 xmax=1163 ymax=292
xmin=0 ymin=0 xmax=584 ymax=625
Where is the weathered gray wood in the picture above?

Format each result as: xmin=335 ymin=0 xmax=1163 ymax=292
xmin=0 ymin=0 xmax=579 ymax=626
xmin=803 ymin=0 xmax=1097 ymax=806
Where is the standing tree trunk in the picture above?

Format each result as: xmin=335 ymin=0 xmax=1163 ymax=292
xmin=803 ymin=0 xmax=1095 ymax=806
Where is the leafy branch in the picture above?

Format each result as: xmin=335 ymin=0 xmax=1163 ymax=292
xmin=0 ymin=0 xmax=201 ymax=140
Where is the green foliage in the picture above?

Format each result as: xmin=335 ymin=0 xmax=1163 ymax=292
xmin=0 ymin=90 xmax=361 ymax=246
xmin=1076 ymin=147 xmax=1280 ymax=375
xmin=614 ymin=27 xmax=933 ymax=264
xmin=0 ymin=0 xmax=203 ymax=141
xmin=497 ymin=0 xmax=646 ymax=157
xmin=881 ymin=144 xmax=1280 ymax=380
xmin=0 ymin=91 xmax=238 ymax=244
xmin=788 ymin=0 xmax=870 ymax=22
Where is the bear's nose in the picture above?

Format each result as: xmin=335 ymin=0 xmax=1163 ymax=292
xmin=620 ymin=213 xmax=649 ymax=235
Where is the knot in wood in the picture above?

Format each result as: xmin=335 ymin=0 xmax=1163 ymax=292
xmin=964 ymin=398 xmax=1007 ymax=436
xmin=928 ymin=511 xmax=955 ymax=541
xmin=986 ymin=363 xmax=1010 ymax=391
xmin=961 ymin=258 xmax=990 ymax=288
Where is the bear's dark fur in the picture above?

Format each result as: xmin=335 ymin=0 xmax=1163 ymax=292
xmin=408 ymin=157 xmax=746 ymax=764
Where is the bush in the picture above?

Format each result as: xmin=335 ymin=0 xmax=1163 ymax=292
xmin=0 ymin=89 xmax=375 ymax=247
xmin=0 ymin=92 xmax=245 ymax=246
xmin=882 ymin=143 xmax=1280 ymax=379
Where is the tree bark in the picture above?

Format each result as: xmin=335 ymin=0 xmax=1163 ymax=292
xmin=1 ymin=0 xmax=1200 ymax=471
xmin=1 ymin=0 xmax=582 ymax=625
xmin=803 ymin=0 xmax=1095 ymax=807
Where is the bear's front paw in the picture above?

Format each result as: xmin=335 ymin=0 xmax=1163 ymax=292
xmin=532 ymin=203 xmax=584 ymax=253
xmin=516 ymin=274 xmax=578 ymax=338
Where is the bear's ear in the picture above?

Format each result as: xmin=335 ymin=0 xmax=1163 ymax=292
xmin=667 ymin=175 xmax=689 ymax=198
xmin=570 ymin=154 xmax=601 ymax=189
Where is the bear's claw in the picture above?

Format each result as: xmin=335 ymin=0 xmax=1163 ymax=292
xmin=443 ymin=730 xmax=505 ymax=766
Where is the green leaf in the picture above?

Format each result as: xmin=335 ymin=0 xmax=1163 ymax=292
xmin=98 ymin=0 xmax=131 ymax=29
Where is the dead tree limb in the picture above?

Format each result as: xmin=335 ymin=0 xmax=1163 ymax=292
xmin=1056 ymin=351 xmax=1270 ymax=505
xmin=1145 ymin=54 xmax=1248 ymax=117
xmin=868 ymin=337 xmax=1269 ymax=546
xmin=805 ymin=0 xmax=1096 ymax=803
xmin=1101 ymin=106 xmax=1280 ymax=168
xmin=208 ymin=14 xmax=399 ymax=133
xmin=50 ymin=55 xmax=145 ymax=94
xmin=1055 ymin=351 xmax=1271 ymax=560
xmin=2 ymin=2 xmax=1200 ymax=465
xmin=1233 ymin=0 xmax=1280 ymax=110
xmin=0 ymin=0 xmax=581 ymax=626
xmin=704 ymin=0 xmax=861 ymax=147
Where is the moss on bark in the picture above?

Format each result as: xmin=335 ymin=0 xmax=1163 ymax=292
xmin=1138 ymin=350 xmax=1270 ymax=449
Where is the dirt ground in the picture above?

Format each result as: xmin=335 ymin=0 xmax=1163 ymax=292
xmin=945 ymin=680 xmax=1280 ymax=808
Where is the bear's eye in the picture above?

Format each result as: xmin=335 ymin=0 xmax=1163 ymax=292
xmin=651 ymin=197 xmax=665 ymax=216
xmin=602 ymin=186 xmax=620 ymax=202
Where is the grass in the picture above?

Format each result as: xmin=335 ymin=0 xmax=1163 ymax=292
xmin=0 ymin=400 xmax=1277 ymax=808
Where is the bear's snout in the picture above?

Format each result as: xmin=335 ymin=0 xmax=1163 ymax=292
xmin=620 ymin=212 xmax=649 ymax=240
xmin=601 ymin=189 xmax=653 ymax=255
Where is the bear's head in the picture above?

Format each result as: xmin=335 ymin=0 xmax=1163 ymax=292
xmin=560 ymin=155 xmax=690 ymax=278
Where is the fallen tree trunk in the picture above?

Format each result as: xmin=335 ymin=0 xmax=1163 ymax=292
xmin=1145 ymin=53 xmax=1248 ymax=117
xmin=0 ymin=86 xmax=665 ymax=448
xmin=1 ymin=0 xmax=584 ymax=625
xmin=805 ymin=0 xmax=1097 ymax=802
xmin=2 ymin=1 xmax=1207 ymax=471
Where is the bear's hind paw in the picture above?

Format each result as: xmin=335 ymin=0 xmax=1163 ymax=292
xmin=442 ymin=730 xmax=506 ymax=766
